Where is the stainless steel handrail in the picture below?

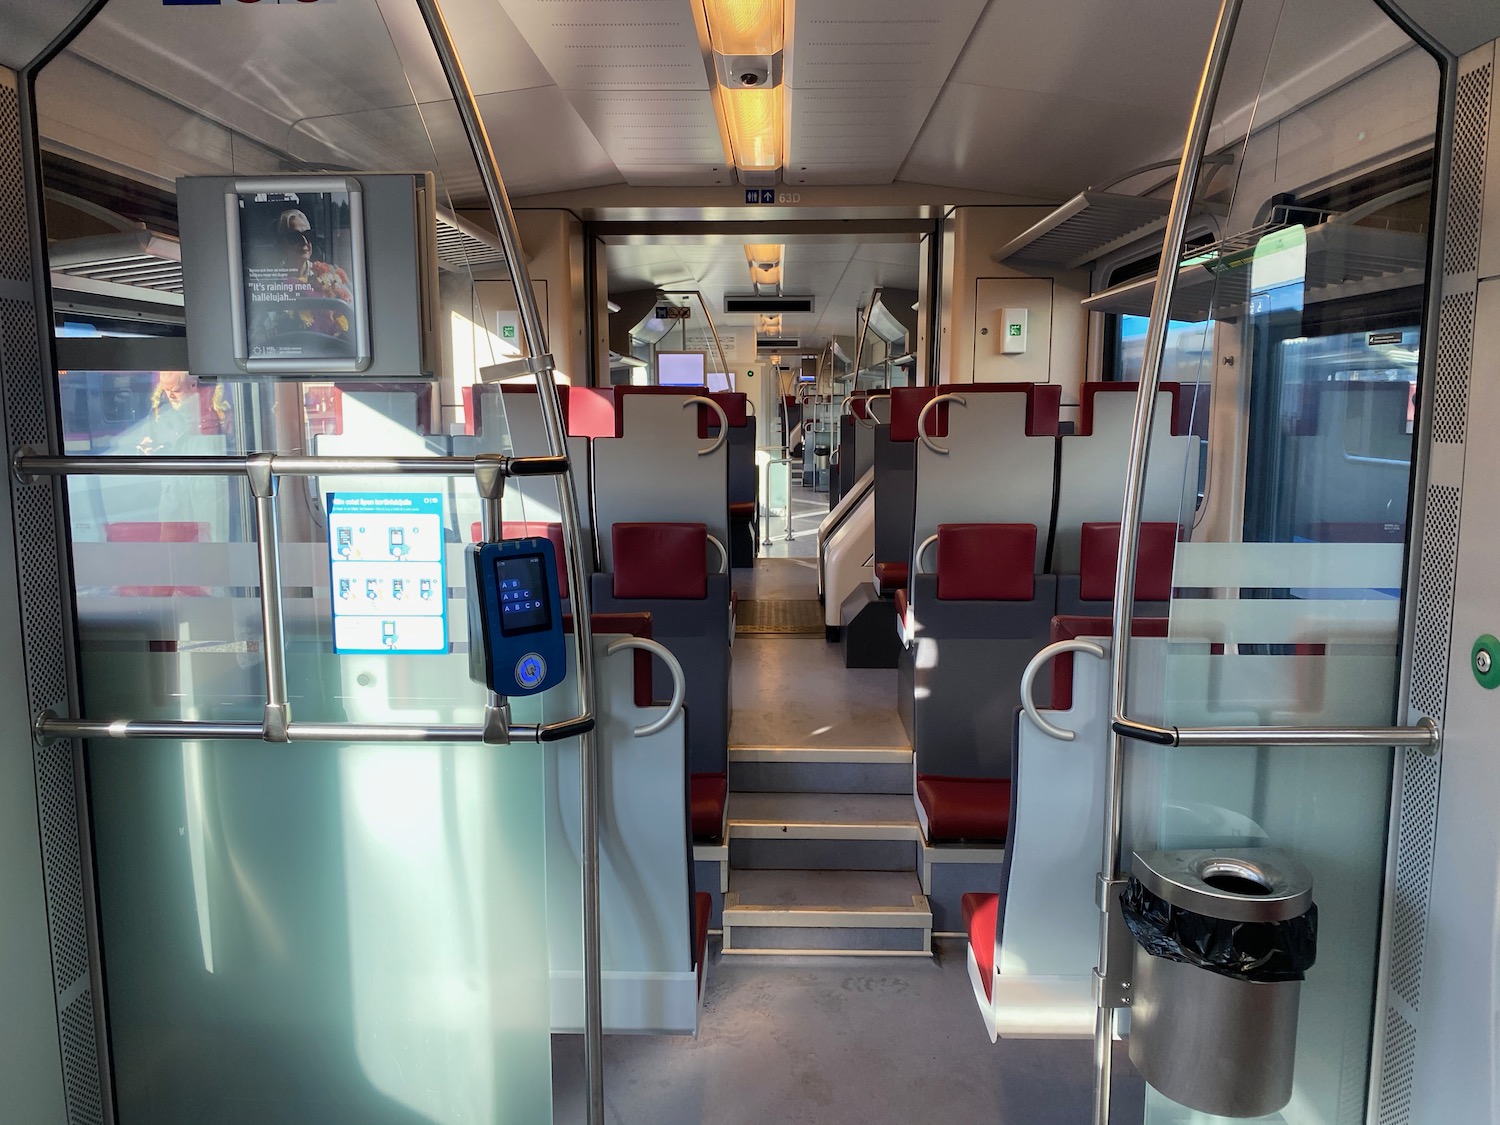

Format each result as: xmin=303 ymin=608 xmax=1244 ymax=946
xmin=410 ymin=2 xmax=611 ymax=1116
xmin=14 ymin=452 xmax=568 ymax=479
xmin=605 ymin=638 xmax=686 ymax=738
xmin=682 ymin=396 xmax=730 ymax=455
xmin=1093 ymin=0 xmax=1242 ymax=1121
xmin=915 ymin=393 xmax=966 ymax=455
xmin=1112 ymin=716 xmax=1441 ymax=752
xmin=34 ymin=713 xmax=595 ymax=745
xmin=1021 ymin=639 xmax=1107 ymax=743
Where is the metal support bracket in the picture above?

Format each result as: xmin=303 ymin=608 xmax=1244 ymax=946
xmin=473 ymin=454 xmax=507 ymax=502
xmin=245 ymin=453 xmax=276 ymax=500
xmin=262 ymin=702 xmax=290 ymax=743
xmin=1094 ymin=874 xmax=1134 ymax=1009
xmin=12 ymin=444 xmax=37 ymax=486
xmin=479 ymin=353 xmax=557 ymax=382
xmin=483 ymin=695 xmax=512 ymax=745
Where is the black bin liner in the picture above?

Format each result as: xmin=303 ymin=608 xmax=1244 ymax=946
xmin=1120 ymin=876 xmax=1317 ymax=983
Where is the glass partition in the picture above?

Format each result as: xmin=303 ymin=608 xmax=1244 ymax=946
xmin=1115 ymin=1 xmax=1441 ymax=1122
xmin=34 ymin=0 xmax=566 ymax=1120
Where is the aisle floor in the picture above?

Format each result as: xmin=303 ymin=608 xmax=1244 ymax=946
xmin=551 ymin=938 xmax=1146 ymax=1125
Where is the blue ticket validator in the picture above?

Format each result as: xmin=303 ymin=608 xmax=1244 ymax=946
xmin=466 ymin=536 xmax=566 ymax=696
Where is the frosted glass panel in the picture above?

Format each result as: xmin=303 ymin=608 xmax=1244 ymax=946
xmin=84 ymin=645 xmax=554 ymax=1125
xmin=1128 ymin=541 xmax=1403 ymax=1125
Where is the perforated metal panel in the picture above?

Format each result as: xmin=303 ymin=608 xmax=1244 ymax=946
xmin=1443 ymin=63 xmax=1489 ymax=276
xmin=1410 ymin=485 xmax=1460 ymax=718
xmin=1432 ymin=294 xmax=1474 ymax=444
xmin=0 ymin=84 xmax=105 ymax=1125
xmin=0 ymin=85 xmax=29 ymax=284
xmin=1376 ymin=48 xmax=1489 ymax=1125
xmin=1378 ymin=1009 xmax=1419 ymax=1125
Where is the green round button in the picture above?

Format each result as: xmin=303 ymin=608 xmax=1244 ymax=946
xmin=1473 ymin=634 xmax=1500 ymax=689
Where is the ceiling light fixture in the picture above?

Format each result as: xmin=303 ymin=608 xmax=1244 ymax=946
xmin=703 ymin=0 xmax=785 ymax=186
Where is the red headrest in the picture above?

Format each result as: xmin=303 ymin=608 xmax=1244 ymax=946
xmin=1077 ymin=522 xmax=1179 ymax=602
xmin=889 ymin=387 xmax=940 ymax=442
xmin=708 ymin=392 xmax=748 ymax=428
xmin=612 ymin=522 xmax=708 ymax=599
xmin=1077 ymin=381 xmax=1183 ymax=437
xmin=935 ymin=523 xmax=1037 ymax=601
xmin=471 ymin=520 xmax=571 ymax=600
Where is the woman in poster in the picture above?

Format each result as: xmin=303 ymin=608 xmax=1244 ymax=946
xmin=247 ymin=206 xmax=356 ymax=355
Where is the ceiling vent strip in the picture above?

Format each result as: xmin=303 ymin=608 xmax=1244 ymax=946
xmin=725 ymin=294 xmax=815 ymax=313
xmin=434 ymin=209 xmax=509 ymax=273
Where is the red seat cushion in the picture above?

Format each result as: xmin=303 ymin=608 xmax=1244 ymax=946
xmin=691 ymin=773 xmax=728 ymax=841
xmin=893 ymin=588 xmax=909 ymax=633
xmin=936 ymin=523 xmax=1037 ymax=601
xmin=729 ymin=501 xmax=756 ymax=521
xmin=694 ymin=891 xmax=713 ymax=986
xmin=612 ymin=522 xmax=707 ymax=599
xmin=917 ymin=775 xmax=1011 ymax=842
xmin=962 ymin=892 xmax=999 ymax=1001
xmin=1078 ymin=522 xmax=1178 ymax=602
xmin=873 ymin=561 xmax=908 ymax=597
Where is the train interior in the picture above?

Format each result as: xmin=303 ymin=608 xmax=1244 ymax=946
xmin=3 ymin=0 xmax=1500 ymax=1123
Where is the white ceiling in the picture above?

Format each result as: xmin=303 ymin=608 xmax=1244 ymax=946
xmin=28 ymin=0 xmax=1438 ymax=349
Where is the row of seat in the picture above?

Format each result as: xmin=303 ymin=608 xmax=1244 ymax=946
xmin=832 ymin=381 xmax=1199 ymax=848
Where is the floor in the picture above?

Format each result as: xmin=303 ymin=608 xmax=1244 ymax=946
xmin=759 ymin=478 xmax=830 ymax=559
xmin=728 ymin=632 xmax=908 ymax=750
xmin=551 ymin=939 xmax=1146 ymax=1125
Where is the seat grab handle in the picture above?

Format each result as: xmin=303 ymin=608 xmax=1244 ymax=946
xmin=1020 ymin=639 xmax=1107 ymax=742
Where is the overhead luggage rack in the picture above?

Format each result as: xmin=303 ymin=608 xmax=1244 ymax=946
xmin=49 ymin=227 xmax=183 ymax=296
xmin=991 ymin=191 xmax=1171 ymax=270
xmin=434 ymin=207 xmax=510 ymax=272
xmin=1082 ymin=222 xmax=1429 ymax=320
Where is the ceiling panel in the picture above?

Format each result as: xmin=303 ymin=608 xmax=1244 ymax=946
xmin=783 ymin=0 xmax=988 ymax=187
xmin=498 ymin=0 xmax=719 ymax=189
xmin=499 ymin=0 xmax=711 ymax=91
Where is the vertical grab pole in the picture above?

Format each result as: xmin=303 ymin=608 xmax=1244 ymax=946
xmin=247 ymin=455 xmax=290 ymax=742
xmin=411 ymin=2 xmax=604 ymax=1121
xmin=1093 ymin=1 xmax=1242 ymax=1123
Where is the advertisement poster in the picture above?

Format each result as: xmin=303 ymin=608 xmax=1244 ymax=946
xmin=327 ymin=493 xmax=447 ymax=654
xmin=235 ymin=180 xmax=367 ymax=367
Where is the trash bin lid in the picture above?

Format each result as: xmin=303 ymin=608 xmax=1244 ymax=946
xmin=1131 ymin=848 xmax=1313 ymax=923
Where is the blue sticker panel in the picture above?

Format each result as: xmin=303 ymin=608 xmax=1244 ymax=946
xmin=328 ymin=492 xmax=448 ymax=654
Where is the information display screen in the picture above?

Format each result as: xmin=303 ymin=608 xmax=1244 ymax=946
xmin=495 ymin=554 xmax=552 ymax=635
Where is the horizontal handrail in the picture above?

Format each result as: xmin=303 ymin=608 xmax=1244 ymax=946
xmin=606 ymin=637 xmax=685 ymax=737
xmin=1112 ymin=715 xmax=1441 ymax=754
xmin=1022 ymin=639 xmax=1107 ymax=742
xmin=15 ymin=451 xmax=567 ymax=480
xmin=33 ymin=710 xmax=595 ymax=746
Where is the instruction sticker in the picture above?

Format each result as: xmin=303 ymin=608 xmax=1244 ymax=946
xmin=327 ymin=493 xmax=447 ymax=654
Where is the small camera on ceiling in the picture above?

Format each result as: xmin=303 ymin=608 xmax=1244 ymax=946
xmin=716 ymin=53 xmax=781 ymax=91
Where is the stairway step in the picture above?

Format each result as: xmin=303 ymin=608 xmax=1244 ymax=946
xmin=722 ymin=870 xmax=931 ymax=956
xmin=726 ymin=792 xmax=921 ymax=871
xmin=727 ymin=792 xmax=919 ymax=840
xmin=729 ymin=745 xmax=912 ymax=794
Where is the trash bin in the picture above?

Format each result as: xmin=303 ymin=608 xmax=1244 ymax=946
xmin=1122 ymin=848 xmax=1317 ymax=1118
